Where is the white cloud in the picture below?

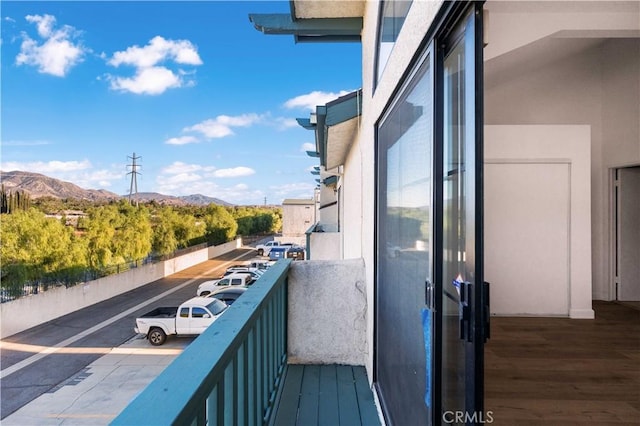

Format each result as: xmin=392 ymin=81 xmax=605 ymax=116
xmin=183 ymin=114 xmax=264 ymax=139
xmin=1 ymin=159 xmax=91 ymax=173
xmin=2 ymin=139 xmax=51 ymax=146
xmin=300 ymin=142 xmax=316 ymax=152
xmin=106 ymin=36 xmax=202 ymax=95
xmin=162 ymin=161 xmax=212 ymax=175
xmin=272 ymin=117 xmax=299 ymax=130
xmin=165 ymin=135 xmax=199 ymax=145
xmin=212 ymin=167 xmax=255 ymax=178
xmin=270 ymin=182 xmax=316 ymax=198
xmin=25 ymin=14 xmax=55 ymax=38
xmin=108 ymin=36 xmax=202 ymax=68
xmin=284 ymin=90 xmax=352 ymax=111
xmin=108 ymin=66 xmax=181 ymax=95
xmin=16 ymin=14 xmax=87 ymax=77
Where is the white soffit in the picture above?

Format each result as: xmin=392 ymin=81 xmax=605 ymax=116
xmin=326 ymin=117 xmax=358 ymax=170
xmin=293 ymin=0 xmax=365 ymax=19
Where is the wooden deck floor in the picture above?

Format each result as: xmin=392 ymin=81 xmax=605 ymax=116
xmin=485 ymin=301 xmax=640 ymax=425
xmin=272 ymin=364 xmax=381 ymax=426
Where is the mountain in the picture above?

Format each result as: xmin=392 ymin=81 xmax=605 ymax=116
xmin=127 ymin=192 xmax=234 ymax=206
xmin=0 ymin=171 xmax=233 ymax=206
xmin=179 ymin=194 xmax=233 ymax=207
xmin=0 ymin=170 xmax=120 ymax=201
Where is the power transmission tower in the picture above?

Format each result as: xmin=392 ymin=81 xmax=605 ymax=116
xmin=127 ymin=153 xmax=142 ymax=206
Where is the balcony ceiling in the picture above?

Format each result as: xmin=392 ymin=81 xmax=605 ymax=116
xmin=249 ymin=1 xmax=363 ymax=43
xmin=292 ymin=0 xmax=365 ymax=19
xmin=321 ymin=89 xmax=362 ymax=171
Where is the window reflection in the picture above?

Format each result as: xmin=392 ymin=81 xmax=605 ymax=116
xmin=376 ymin=0 xmax=413 ymax=84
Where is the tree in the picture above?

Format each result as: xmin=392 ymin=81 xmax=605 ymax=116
xmin=113 ymin=203 xmax=152 ymax=263
xmin=151 ymin=207 xmax=179 ymax=256
xmin=0 ymin=209 xmax=87 ymax=289
xmin=203 ymin=204 xmax=237 ymax=245
xmin=84 ymin=205 xmax=118 ymax=269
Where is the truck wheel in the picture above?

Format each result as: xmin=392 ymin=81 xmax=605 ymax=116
xmin=148 ymin=328 xmax=167 ymax=346
xmin=258 ymin=249 xmax=264 ymax=256
xmin=199 ymin=291 xmax=210 ymax=296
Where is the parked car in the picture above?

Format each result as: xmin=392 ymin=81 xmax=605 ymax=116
xmin=134 ymin=297 xmax=228 ymax=346
xmin=255 ymin=241 xmax=295 ymax=256
xmin=286 ymin=246 xmax=305 ymax=260
xmin=222 ymin=269 xmax=264 ymax=282
xmin=197 ymin=273 xmax=254 ymax=296
xmin=224 ymin=266 xmax=265 ymax=276
xmin=248 ymin=259 xmax=275 ymax=270
xmin=206 ymin=286 xmax=248 ymax=305
xmin=268 ymin=246 xmax=289 ymax=260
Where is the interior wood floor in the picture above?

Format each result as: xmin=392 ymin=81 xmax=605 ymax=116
xmin=485 ymin=301 xmax=640 ymax=426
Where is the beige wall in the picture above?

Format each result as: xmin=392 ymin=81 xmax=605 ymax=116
xmin=282 ymin=202 xmax=315 ymax=238
xmin=287 ymin=259 xmax=367 ymax=365
xmin=352 ymin=0 xmax=444 ymax=380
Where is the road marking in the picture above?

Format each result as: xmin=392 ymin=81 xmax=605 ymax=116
xmin=0 ymin=251 xmax=253 ymax=379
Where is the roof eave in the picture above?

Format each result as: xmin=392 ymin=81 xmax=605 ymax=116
xmin=248 ymin=13 xmax=362 ymax=43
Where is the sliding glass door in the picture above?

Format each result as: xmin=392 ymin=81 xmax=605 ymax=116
xmin=375 ymin=2 xmax=486 ymax=425
xmin=437 ymin=4 xmax=486 ymax=422
xmin=376 ymin=49 xmax=434 ymax=426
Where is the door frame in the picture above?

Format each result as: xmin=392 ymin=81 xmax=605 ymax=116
xmin=434 ymin=1 xmax=486 ymax=419
xmin=372 ymin=1 xmax=486 ymax=424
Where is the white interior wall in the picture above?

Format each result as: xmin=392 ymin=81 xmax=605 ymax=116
xmin=485 ymin=39 xmax=640 ymax=301
xmin=485 ymin=161 xmax=570 ymax=316
xmin=485 ymin=125 xmax=594 ymax=318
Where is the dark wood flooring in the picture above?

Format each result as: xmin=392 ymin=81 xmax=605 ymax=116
xmin=485 ymin=301 xmax=640 ymax=425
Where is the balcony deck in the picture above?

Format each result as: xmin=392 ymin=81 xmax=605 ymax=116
xmin=485 ymin=300 xmax=640 ymax=425
xmin=273 ymin=364 xmax=380 ymax=426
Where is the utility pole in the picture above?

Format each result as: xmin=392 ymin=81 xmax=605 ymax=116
xmin=264 ymin=196 xmax=267 ymax=206
xmin=127 ymin=153 xmax=141 ymax=206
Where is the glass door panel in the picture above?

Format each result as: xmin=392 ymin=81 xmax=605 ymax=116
xmin=376 ymin=51 xmax=433 ymax=425
xmin=441 ymin=35 xmax=467 ymax=416
xmin=438 ymin=4 xmax=485 ymax=422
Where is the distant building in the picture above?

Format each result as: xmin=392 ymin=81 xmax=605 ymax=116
xmin=280 ymin=198 xmax=315 ymax=246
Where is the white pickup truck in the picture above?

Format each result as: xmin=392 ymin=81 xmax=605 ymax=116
xmin=255 ymin=241 xmax=294 ymax=256
xmin=196 ymin=273 xmax=253 ymax=297
xmin=134 ymin=297 xmax=228 ymax=346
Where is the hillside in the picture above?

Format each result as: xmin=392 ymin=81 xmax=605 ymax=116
xmin=1 ymin=170 xmax=120 ymax=201
xmin=0 ymin=170 xmax=233 ymax=206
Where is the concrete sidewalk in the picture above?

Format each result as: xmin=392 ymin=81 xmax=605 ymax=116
xmin=2 ymin=335 xmax=191 ymax=425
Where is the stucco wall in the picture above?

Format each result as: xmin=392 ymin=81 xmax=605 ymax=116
xmin=0 ymin=239 xmax=241 ymax=338
xmin=287 ymin=259 xmax=367 ymax=365
xmin=354 ymin=0 xmax=444 ymax=379
xmin=308 ymin=231 xmax=342 ymax=260
xmin=282 ymin=202 xmax=315 ymax=238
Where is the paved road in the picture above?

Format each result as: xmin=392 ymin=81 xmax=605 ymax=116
xmin=0 ymin=247 xmax=258 ymax=419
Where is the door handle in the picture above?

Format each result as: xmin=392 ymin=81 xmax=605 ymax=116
xmin=483 ymin=281 xmax=490 ymax=342
xmin=458 ymin=280 xmax=472 ymax=342
xmin=425 ymin=279 xmax=435 ymax=310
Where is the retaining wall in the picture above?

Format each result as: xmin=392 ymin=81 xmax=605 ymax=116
xmin=0 ymin=239 xmax=242 ymax=338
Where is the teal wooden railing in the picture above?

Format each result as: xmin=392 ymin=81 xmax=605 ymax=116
xmin=112 ymin=259 xmax=291 ymax=426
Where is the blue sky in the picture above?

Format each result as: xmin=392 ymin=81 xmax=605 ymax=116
xmin=1 ymin=1 xmax=361 ymax=205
